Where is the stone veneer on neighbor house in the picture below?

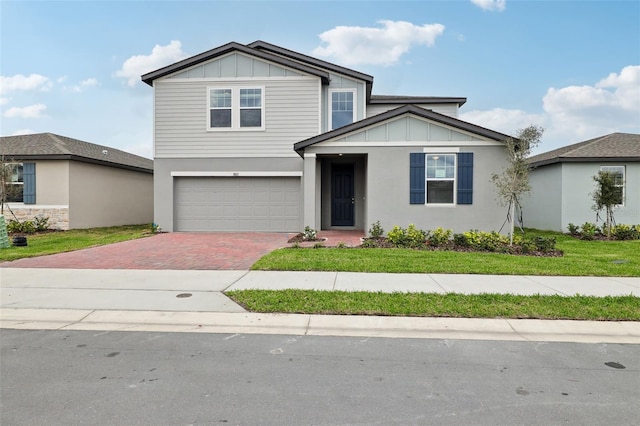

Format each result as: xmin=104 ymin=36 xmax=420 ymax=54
xmin=2 ymin=206 xmax=70 ymax=230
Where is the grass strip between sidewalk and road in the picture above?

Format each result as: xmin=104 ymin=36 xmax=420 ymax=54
xmin=252 ymin=231 xmax=640 ymax=277
xmin=0 ymin=225 xmax=152 ymax=262
xmin=226 ymin=290 xmax=640 ymax=321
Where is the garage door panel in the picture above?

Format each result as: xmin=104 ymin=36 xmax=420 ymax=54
xmin=175 ymin=177 xmax=302 ymax=232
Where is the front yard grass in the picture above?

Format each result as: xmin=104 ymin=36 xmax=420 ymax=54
xmin=226 ymin=290 xmax=640 ymax=321
xmin=252 ymin=230 xmax=640 ymax=277
xmin=0 ymin=224 xmax=151 ymax=262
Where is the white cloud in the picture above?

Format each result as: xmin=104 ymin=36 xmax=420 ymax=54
xmin=0 ymin=74 xmax=52 ymax=95
xmin=460 ymin=108 xmax=546 ymax=137
xmin=312 ymin=20 xmax=445 ymax=66
xmin=3 ymin=104 xmax=47 ymax=118
xmin=115 ymin=40 xmax=189 ymax=87
xmin=471 ymin=0 xmax=506 ymax=12
xmin=542 ymin=65 xmax=640 ymax=140
xmin=69 ymin=77 xmax=99 ymax=93
xmin=459 ymin=65 xmax=640 ymax=153
xmin=0 ymin=97 xmax=10 ymax=106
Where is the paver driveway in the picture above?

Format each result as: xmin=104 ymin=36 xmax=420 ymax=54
xmin=1 ymin=233 xmax=294 ymax=270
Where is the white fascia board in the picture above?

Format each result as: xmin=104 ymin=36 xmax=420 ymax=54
xmin=171 ymin=171 xmax=303 ymax=177
xmin=317 ymin=141 xmax=504 ymax=147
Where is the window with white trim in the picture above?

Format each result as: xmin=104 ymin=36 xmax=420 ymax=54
xmin=329 ymin=89 xmax=355 ymax=130
xmin=426 ymin=154 xmax=455 ymax=204
xmin=600 ymin=165 xmax=625 ymax=205
xmin=208 ymin=87 xmax=264 ymax=130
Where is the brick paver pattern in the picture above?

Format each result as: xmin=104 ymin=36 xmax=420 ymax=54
xmin=2 ymin=231 xmax=366 ymax=270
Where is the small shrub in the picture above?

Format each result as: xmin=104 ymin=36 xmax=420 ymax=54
xmin=387 ymin=225 xmax=408 ymax=247
xmin=7 ymin=220 xmax=22 ymax=233
xmin=531 ymin=236 xmax=557 ymax=253
xmin=567 ymin=223 xmax=580 ymax=236
xmin=336 ymin=242 xmax=346 ymax=248
xmin=612 ymin=224 xmax=640 ymax=241
xmin=369 ymin=221 xmax=384 ymax=238
xmin=303 ymin=226 xmax=318 ymax=241
xmin=313 ymin=242 xmax=324 ymax=249
xmin=428 ymin=227 xmax=452 ymax=247
xmin=406 ymin=224 xmax=427 ymax=247
xmin=290 ymin=242 xmax=301 ymax=249
xmin=7 ymin=219 xmax=36 ymax=234
xmin=151 ymin=223 xmax=162 ymax=233
xmin=360 ymin=239 xmax=377 ymax=248
xmin=453 ymin=233 xmax=468 ymax=247
xmin=581 ymin=222 xmax=598 ymax=240
xmin=34 ymin=216 xmax=49 ymax=232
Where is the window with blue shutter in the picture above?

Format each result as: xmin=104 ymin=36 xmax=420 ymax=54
xmin=23 ymin=162 xmax=36 ymax=204
xmin=457 ymin=153 xmax=473 ymax=205
xmin=409 ymin=153 xmax=425 ymax=204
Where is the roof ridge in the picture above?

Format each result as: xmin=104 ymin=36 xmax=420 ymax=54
xmin=46 ymin=133 xmax=73 ymax=155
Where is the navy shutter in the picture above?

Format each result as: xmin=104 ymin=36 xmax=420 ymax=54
xmin=457 ymin=153 xmax=473 ymax=204
xmin=409 ymin=153 xmax=425 ymax=204
xmin=23 ymin=162 xmax=36 ymax=204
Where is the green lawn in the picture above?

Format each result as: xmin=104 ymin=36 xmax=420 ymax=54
xmin=252 ymin=231 xmax=640 ymax=276
xmin=226 ymin=290 xmax=640 ymax=321
xmin=0 ymin=225 xmax=152 ymax=262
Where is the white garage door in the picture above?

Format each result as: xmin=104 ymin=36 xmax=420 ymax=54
xmin=175 ymin=177 xmax=302 ymax=232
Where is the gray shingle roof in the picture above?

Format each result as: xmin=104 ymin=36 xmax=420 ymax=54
xmin=0 ymin=133 xmax=153 ymax=173
xmin=527 ymin=133 xmax=640 ymax=167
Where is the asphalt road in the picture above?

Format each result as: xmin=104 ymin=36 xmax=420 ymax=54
xmin=1 ymin=329 xmax=638 ymax=425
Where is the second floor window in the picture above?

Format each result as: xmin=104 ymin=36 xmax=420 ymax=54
xmin=209 ymin=87 xmax=264 ymax=130
xmin=330 ymin=90 xmax=355 ymax=130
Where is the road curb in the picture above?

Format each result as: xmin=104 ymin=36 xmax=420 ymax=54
xmin=2 ymin=308 xmax=638 ymax=344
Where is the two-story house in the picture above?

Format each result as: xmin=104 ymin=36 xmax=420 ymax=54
xmin=142 ymin=40 xmax=512 ymax=233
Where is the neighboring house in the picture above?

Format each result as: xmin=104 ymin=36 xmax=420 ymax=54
xmin=522 ymin=133 xmax=640 ymax=232
xmin=0 ymin=133 xmax=154 ymax=230
xmin=142 ymin=40 xmax=513 ymax=234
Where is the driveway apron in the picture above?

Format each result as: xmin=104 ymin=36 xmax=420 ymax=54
xmin=1 ymin=233 xmax=293 ymax=270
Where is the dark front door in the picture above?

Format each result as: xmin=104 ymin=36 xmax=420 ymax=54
xmin=331 ymin=163 xmax=355 ymax=226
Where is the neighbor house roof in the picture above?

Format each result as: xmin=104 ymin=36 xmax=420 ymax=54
xmin=0 ymin=133 xmax=153 ymax=173
xmin=294 ymin=104 xmax=511 ymax=156
xmin=527 ymin=133 xmax=640 ymax=168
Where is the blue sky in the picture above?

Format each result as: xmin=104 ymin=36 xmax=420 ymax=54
xmin=1 ymin=0 xmax=638 ymax=158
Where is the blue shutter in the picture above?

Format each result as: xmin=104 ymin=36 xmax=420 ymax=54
xmin=23 ymin=163 xmax=36 ymax=204
xmin=409 ymin=153 xmax=425 ymax=204
xmin=457 ymin=153 xmax=473 ymax=205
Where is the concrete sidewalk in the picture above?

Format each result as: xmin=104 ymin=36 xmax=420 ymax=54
xmin=1 ymin=268 xmax=639 ymax=343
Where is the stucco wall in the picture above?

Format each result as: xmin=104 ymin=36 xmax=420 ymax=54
xmin=308 ymin=144 xmax=509 ymax=234
xmin=68 ymin=162 xmax=153 ymax=229
xmin=561 ymin=162 xmax=640 ymax=230
xmin=33 ymin=160 xmax=70 ymax=205
xmin=521 ymin=163 xmax=562 ymax=231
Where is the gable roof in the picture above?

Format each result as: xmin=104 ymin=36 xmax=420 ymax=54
xmin=0 ymin=133 xmax=153 ymax=173
xmin=294 ymin=105 xmax=511 ymax=156
xmin=369 ymin=95 xmax=467 ymax=107
xmin=247 ymin=40 xmax=374 ymax=101
xmin=141 ymin=41 xmax=331 ymax=86
xmin=528 ymin=133 xmax=640 ymax=168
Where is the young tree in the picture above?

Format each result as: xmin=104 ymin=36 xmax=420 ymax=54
xmin=591 ymin=171 xmax=621 ymax=239
xmin=491 ymin=125 xmax=544 ymax=244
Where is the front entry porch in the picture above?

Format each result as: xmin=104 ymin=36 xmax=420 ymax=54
xmin=303 ymin=153 xmax=367 ymax=231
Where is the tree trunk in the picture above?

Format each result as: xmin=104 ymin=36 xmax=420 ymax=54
xmin=509 ymin=196 xmax=516 ymax=245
